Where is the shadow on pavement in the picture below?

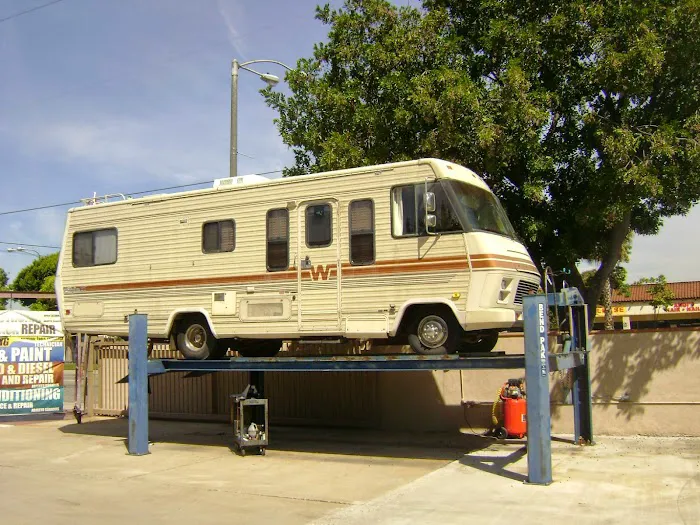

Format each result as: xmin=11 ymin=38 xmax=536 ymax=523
xmin=459 ymin=445 xmax=528 ymax=483
xmin=58 ymin=417 xmax=498 ymax=461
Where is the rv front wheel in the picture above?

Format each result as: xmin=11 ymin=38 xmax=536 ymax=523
xmin=176 ymin=318 xmax=218 ymax=360
xmin=408 ymin=313 xmax=459 ymax=355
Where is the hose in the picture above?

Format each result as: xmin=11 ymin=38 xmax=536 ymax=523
xmin=491 ymin=385 xmax=504 ymax=427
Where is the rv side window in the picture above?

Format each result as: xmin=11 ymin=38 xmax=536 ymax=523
xmin=391 ymin=185 xmax=425 ymax=236
xmin=267 ymin=208 xmax=289 ymax=271
xmin=72 ymin=228 xmax=118 ymax=267
xmin=391 ymin=183 xmax=462 ymax=236
xmin=306 ymin=203 xmax=332 ymax=248
xmin=349 ymin=200 xmax=375 ymax=265
xmin=202 ymin=220 xmax=235 ymax=253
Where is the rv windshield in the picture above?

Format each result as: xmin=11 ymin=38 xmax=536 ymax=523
xmin=442 ymin=180 xmax=517 ymax=238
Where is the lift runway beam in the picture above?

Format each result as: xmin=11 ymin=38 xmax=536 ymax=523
xmin=146 ymin=353 xmax=531 ymax=374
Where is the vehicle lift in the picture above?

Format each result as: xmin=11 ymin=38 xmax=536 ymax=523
xmin=126 ymin=289 xmax=592 ymax=485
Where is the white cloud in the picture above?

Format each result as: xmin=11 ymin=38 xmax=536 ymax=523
xmin=216 ymin=0 xmax=247 ymax=60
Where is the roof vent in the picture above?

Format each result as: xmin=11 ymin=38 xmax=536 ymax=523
xmin=213 ymin=175 xmax=269 ymax=188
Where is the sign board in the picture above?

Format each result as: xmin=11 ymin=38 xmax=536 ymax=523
xmin=0 ymin=311 xmax=64 ymax=416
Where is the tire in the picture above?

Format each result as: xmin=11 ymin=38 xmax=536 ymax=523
xmin=236 ymin=339 xmax=282 ymax=358
xmin=407 ymin=312 xmax=460 ymax=355
xmin=459 ymin=331 xmax=499 ymax=353
xmin=175 ymin=317 xmax=218 ymax=360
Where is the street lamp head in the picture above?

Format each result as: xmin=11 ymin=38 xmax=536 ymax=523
xmin=6 ymin=246 xmax=41 ymax=258
xmin=259 ymin=73 xmax=280 ymax=87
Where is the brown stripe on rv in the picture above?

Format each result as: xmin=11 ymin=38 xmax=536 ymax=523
xmin=82 ymin=270 xmax=299 ymax=292
xmin=78 ymin=254 xmax=536 ymax=293
xmin=470 ymin=259 xmax=539 ymax=273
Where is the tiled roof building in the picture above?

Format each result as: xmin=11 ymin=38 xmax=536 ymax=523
xmin=597 ymin=280 xmax=700 ymax=329
xmin=612 ymin=281 xmax=700 ymax=303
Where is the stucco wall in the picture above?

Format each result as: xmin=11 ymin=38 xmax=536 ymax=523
xmin=382 ymin=329 xmax=700 ymax=436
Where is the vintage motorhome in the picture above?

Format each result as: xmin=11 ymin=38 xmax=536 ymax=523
xmin=56 ymin=158 xmax=541 ymax=359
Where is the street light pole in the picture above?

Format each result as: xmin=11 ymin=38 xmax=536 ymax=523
xmin=7 ymin=246 xmax=42 ymax=258
xmin=229 ymin=58 xmax=295 ymax=179
xmin=230 ymin=59 xmax=239 ymax=179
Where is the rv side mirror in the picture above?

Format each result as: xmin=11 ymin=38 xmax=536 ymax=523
xmin=425 ymin=192 xmax=436 ymax=213
xmin=426 ymin=214 xmax=437 ymax=229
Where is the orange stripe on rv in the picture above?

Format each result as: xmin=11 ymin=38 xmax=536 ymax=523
xmin=76 ymin=254 xmax=536 ymax=293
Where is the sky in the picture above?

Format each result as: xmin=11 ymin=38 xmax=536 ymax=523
xmin=0 ymin=0 xmax=697 ymax=286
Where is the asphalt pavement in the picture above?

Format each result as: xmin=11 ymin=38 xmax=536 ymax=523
xmin=0 ymin=417 xmax=697 ymax=524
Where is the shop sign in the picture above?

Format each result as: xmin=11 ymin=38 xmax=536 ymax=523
xmin=0 ymin=311 xmax=64 ymax=416
xmin=666 ymin=302 xmax=700 ymax=313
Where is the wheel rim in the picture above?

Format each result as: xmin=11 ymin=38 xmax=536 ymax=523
xmin=184 ymin=324 xmax=207 ymax=352
xmin=417 ymin=316 xmax=448 ymax=348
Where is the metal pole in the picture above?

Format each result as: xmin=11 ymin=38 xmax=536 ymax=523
xmin=230 ymin=59 xmax=239 ymax=179
xmin=572 ymin=306 xmax=594 ymax=444
xmin=128 ymin=314 xmax=149 ymax=456
xmin=523 ymin=294 xmax=552 ymax=485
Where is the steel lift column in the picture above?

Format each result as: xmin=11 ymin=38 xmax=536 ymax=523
xmin=127 ymin=314 xmax=149 ymax=455
xmin=523 ymin=290 xmax=592 ymax=484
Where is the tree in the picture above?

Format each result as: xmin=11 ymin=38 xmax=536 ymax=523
xmin=633 ymin=274 xmax=675 ymax=325
xmin=582 ymin=265 xmax=631 ymax=329
xmin=10 ymin=253 xmax=59 ymax=311
xmin=0 ymin=267 xmax=8 ymax=310
xmin=264 ymin=0 xmax=700 ymax=325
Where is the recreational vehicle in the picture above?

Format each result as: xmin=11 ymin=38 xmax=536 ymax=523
xmin=56 ymin=158 xmax=541 ymax=359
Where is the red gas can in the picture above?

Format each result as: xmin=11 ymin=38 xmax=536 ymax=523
xmin=502 ymin=397 xmax=527 ymax=438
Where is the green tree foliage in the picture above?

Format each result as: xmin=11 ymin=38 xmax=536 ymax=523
xmin=11 ymin=253 xmax=59 ymax=311
xmin=264 ymin=0 xmax=700 ymax=323
xmin=634 ymin=274 xmax=675 ymax=311
xmin=0 ymin=267 xmax=8 ymax=310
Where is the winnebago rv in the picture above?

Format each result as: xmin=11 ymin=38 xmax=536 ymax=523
xmin=56 ymin=159 xmax=541 ymax=359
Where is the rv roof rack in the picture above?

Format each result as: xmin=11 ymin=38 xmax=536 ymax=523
xmin=80 ymin=193 xmax=129 ymax=206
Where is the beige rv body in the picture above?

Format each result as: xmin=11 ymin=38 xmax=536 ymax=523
xmin=56 ymin=159 xmax=541 ymax=345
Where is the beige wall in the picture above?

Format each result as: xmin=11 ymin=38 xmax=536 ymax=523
xmin=405 ymin=329 xmax=700 ymax=436
xmin=92 ymin=328 xmax=700 ymax=436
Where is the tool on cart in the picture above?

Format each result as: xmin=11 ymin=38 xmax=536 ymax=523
xmin=230 ymin=383 xmax=269 ymax=456
xmin=491 ymin=378 xmax=527 ymax=439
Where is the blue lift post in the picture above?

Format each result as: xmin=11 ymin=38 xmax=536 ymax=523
xmin=524 ymin=289 xmax=593 ymax=484
xmin=128 ymin=314 xmax=149 ymax=455
xmin=128 ymin=291 xmax=593 ymax=484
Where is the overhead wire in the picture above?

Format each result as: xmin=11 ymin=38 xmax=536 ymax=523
xmin=0 ymin=0 xmax=67 ymax=25
xmin=0 ymin=169 xmax=283 ymax=218
xmin=0 ymin=241 xmax=60 ymax=249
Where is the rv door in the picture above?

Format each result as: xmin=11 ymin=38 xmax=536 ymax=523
xmin=297 ymin=200 xmax=341 ymax=332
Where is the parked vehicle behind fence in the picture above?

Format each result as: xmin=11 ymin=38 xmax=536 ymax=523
xmin=56 ymin=158 xmax=541 ymax=359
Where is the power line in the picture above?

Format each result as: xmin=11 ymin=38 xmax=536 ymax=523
xmin=0 ymin=0 xmax=67 ymax=25
xmin=0 ymin=241 xmax=60 ymax=249
xmin=0 ymin=169 xmax=283 ymax=217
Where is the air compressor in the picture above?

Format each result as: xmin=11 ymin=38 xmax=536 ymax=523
xmin=491 ymin=378 xmax=527 ymax=439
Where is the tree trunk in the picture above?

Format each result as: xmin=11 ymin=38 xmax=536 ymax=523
xmin=602 ymin=278 xmax=614 ymax=330
xmin=582 ymin=211 xmax=632 ymax=329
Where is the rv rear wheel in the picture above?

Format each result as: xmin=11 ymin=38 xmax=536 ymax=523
xmin=407 ymin=313 xmax=460 ymax=355
xmin=176 ymin=318 xmax=218 ymax=360
xmin=460 ymin=331 xmax=499 ymax=353
xmin=236 ymin=340 xmax=282 ymax=358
